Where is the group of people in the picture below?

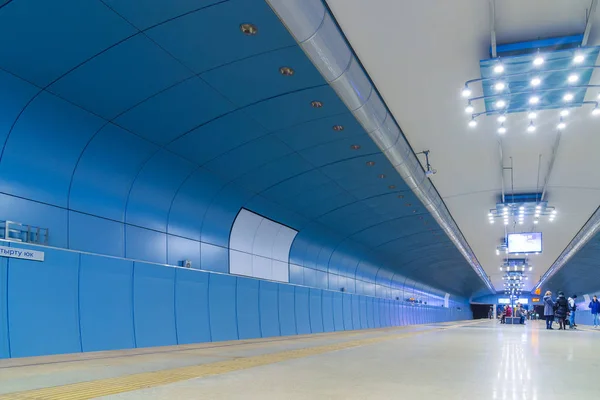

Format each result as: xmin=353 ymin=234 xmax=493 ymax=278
xmin=543 ymin=292 xmax=600 ymax=329
xmin=498 ymin=303 xmax=528 ymax=324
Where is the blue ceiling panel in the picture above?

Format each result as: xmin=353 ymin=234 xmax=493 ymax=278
xmin=201 ymin=46 xmax=326 ymax=107
xmin=69 ymin=124 xmax=158 ymax=222
xmin=244 ymin=86 xmax=348 ymax=131
xmin=261 ymin=170 xmax=332 ymax=202
xmin=146 ymin=0 xmax=295 ymax=74
xmin=274 ymin=113 xmax=365 ymax=151
xmin=167 ymin=111 xmax=268 ymax=165
xmin=203 ymin=135 xmax=293 ymax=181
xmin=115 ymin=77 xmax=235 ymax=145
xmin=102 ymin=0 xmax=224 ymax=31
xmin=299 ymin=138 xmax=380 ymax=167
xmin=0 ymin=92 xmax=104 ymax=208
xmin=233 ymin=153 xmax=314 ymax=193
xmin=296 ymin=193 xmax=356 ymax=220
xmin=0 ymin=0 xmax=136 ymax=87
xmin=320 ymin=154 xmax=391 ymax=181
xmin=351 ymin=217 xmax=430 ymax=248
xmin=0 ymin=72 xmax=38 ymax=150
xmin=49 ymin=34 xmax=192 ymax=119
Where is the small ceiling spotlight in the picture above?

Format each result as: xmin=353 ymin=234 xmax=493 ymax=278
xmin=533 ymin=56 xmax=544 ymax=66
xmin=573 ymin=52 xmax=585 ymax=64
xmin=497 ymin=115 xmax=508 ymax=124
xmin=529 ymin=266 xmax=533 ymax=271
xmin=504 ymin=220 xmax=509 ymax=225
xmin=240 ymin=23 xmax=258 ymax=35
xmin=498 ymin=124 xmax=506 ymax=134
xmin=493 ymin=63 xmax=504 ymax=74
xmin=494 ymin=82 xmax=506 ymax=91
xmin=468 ymin=117 xmax=477 ymax=128
xmin=389 ymin=185 xmax=396 ymax=189
xmin=461 ymin=86 xmax=472 ymax=97
xmin=378 ymin=174 xmax=386 ymax=179
xmin=333 ymin=125 xmax=344 ymax=131
xmin=527 ymin=121 xmax=536 ymax=133
xmin=530 ymin=77 xmax=542 ymax=87
xmin=592 ymin=107 xmax=600 ymax=116
xmin=529 ymin=96 xmax=540 ymax=105
xmin=350 ymin=144 xmax=361 ymax=150
xmin=279 ymin=66 xmax=295 ymax=76
xmin=465 ymin=102 xmax=474 ymax=113
xmin=560 ymin=109 xmax=570 ymax=117
xmin=366 ymin=161 xmax=375 ymax=166
xmin=567 ymin=74 xmax=579 ymax=83
xmin=563 ymin=93 xmax=574 ymax=102
xmin=495 ymin=99 xmax=506 ymax=108
xmin=557 ymin=118 xmax=566 ymax=130
xmin=534 ymin=219 xmax=539 ymax=224
xmin=528 ymin=111 xmax=537 ymax=119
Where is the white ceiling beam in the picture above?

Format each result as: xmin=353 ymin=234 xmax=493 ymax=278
xmin=582 ymin=0 xmax=598 ymax=46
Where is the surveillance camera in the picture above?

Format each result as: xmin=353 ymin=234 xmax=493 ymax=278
xmin=425 ymin=169 xmax=437 ymax=178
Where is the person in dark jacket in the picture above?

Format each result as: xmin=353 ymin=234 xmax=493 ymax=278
xmin=555 ymin=292 xmax=569 ymax=330
xmin=589 ymin=295 xmax=600 ymax=327
xmin=543 ymin=291 xmax=554 ymax=330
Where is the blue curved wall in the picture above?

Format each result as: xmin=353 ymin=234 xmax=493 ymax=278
xmin=0 ymin=0 xmax=477 ymax=359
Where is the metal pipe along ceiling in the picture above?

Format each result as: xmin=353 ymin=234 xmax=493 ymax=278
xmin=266 ymin=0 xmax=495 ymax=293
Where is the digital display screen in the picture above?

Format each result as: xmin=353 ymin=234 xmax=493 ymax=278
xmin=507 ymin=232 xmax=542 ymax=254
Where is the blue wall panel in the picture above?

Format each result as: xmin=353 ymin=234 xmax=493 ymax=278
xmin=236 ymin=278 xmax=261 ymax=340
xmin=332 ymin=292 xmax=344 ymax=331
xmin=200 ymin=242 xmax=228 ymax=273
xmin=209 ymin=274 xmax=238 ymax=341
xmin=352 ymin=294 xmax=361 ymax=330
xmin=7 ymin=247 xmax=81 ymax=357
xmin=259 ymin=281 xmax=280 ymax=338
xmin=126 ymin=226 xmax=167 ymax=265
xmin=167 ymin=235 xmax=201 ymax=270
xmin=341 ymin=293 xmax=353 ymax=331
xmin=295 ymin=287 xmax=311 ymax=335
xmin=133 ymin=262 xmax=177 ymax=348
xmin=79 ymin=255 xmax=135 ymax=352
xmin=321 ymin=290 xmax=334 ymax=333
xmin=309 ymin=288 xmax=324 ymax=333
xmin=359 ymin=296 xmax=368 ymax=329
xmin=372 ymin=298 xmax=381 ymax=328
xmin=278 ymin=284 xmax=297 ymax=336
xmin=175 ymin=268 xmax=211 ymax=345
xmin=69 ymin=212 xmax=125 ymax=257
xmin=0 ymin=256 xmax=8 ymax=359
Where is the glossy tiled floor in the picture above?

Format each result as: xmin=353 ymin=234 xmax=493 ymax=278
xmin=1 ymin=320 xmax=598 ymax=399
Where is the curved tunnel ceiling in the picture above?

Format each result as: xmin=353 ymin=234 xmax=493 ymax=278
xmin=0 ymin=0 xmax=486 ymax=296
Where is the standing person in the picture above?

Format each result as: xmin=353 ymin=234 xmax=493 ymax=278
xmin=568 ymin=294 xmax=578 ymax=329
xmin=544 ymin=291 xmax=554 ymax=330
xmin=555 ymin=292 xmax=569 ymax=330
xmin=589 ymin=295 xmax=600 ymax=327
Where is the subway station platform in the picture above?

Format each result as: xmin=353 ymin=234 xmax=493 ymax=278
xmin=1 ymin=320 xmax=597 ymax=399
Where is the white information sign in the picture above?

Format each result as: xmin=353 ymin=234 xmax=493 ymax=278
xmin=0 ymin=245 xmax=45 ymax=261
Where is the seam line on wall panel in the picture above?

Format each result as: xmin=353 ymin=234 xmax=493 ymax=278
xmin=257 ymin=281 xmax=263 ymax=339
xmin=206 ymin=273 xmax=212 ymax=342
xmin=77 ymin=253 xmax=83 ymax=353
xmin=234 ymin=276 xmax=240 ymax=340
xmin=4 ymin=257 xmax=10 ymax=358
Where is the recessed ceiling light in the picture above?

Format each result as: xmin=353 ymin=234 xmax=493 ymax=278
xmin=279 ymin=66 xmax=294 ymax=76
xmin=389 ymin=185 xmax=396 ymax=190
xmin=311 ymin=100 xmax=323 ymax=108
xmin=378 ymin=174 xmax=386 ymax=179
xmin=563 ymin=93 xmax=574 ymax=102
xmin=398 ymin=195 xmax=404 ymax=199
xmin=350 ymin=144 xmax=361 ymax=150
xmin=405 ymin=203 xmax=412 ymax=207
xmin=573 ymin=53 xmax=585 ymax=64
xmin=533 ymin=56 xmax=544 ymax=66
xmin=366 ymin=161 xmax=375 ymax=166
xmin=495 ymin=99 xmax=506 ymax=108
xmin=494 ymin=82 xmax=506 ymax=91
xmin=240 ymin=23 xmax=258 ymax=36
xmin=530 ymin=77 xmax=541 ymax=86
xmin=333 ymin=125 xmax=344 ymax=131
xmin=529 ymin=96 xmax=540 ymax=105
xmin=494 ymin=64 xmax=504 ymax=74
xmin=567 ymin=74 xmax=579 ymax=83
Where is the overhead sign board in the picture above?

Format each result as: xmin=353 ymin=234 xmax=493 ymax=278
xmin=0 ymin=245 xmax=44 ymax=262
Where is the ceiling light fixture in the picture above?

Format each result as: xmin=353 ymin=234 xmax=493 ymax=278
xmin=495 ymin=99 xmax=506 ymax=108
xmin=560 ymin=109 xmax=570 ymax=117
xmin=592 ymin=107 xmax=600 ymax=116
xmin=497 ymin=115 xmax=507 ymax=123
xmin=468 ymin=117 xmax=477 ymax=128
xmin=494 ymin=63 xmax=504 ymax=74
xmin=498 ymin=124 xmax=506 ymax=134
xmin=557 ymin=118 xmax=566 ymax=130
xmin=240 ymin=23 xmax=258 ymax=35
xmin=494 ymin=82 xmax=506 ymax=91
xmin=529 ymin=96 xmax=540 ymax=105
xmin=528 ymin=111 xmax=537 ymax=119
xmin=530 ymin=77 xmax=541 ymax=87
xmin=333 ymin=125 xmax=344 ymax=131
xmin=378 ymin=174 xmax=386 ymax=179
xmin=573 ymin=53 xmax=585 ymax=64
xmin=279 ymin=66 xmax=294 ymax=76
xmin=533 ymin=56 xmax=544 ymax=66
xmin=567 ymin=74 xmax=579 ymax=83
xmin=461 ymin=86 xmax=472 ymax=97
xmin=350 ymin=144 xmax=361 ymax=150
xmin=563 ymin=93 xmax=574 ymax=102
xmin=465 ymin=102 xmax=474 ymax=113
xmin=527 ymin=121 xmax=536 ymax=133
xmin=366 ymin=161 xmax=375 ymax=166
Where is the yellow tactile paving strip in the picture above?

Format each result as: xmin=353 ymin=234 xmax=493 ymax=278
xmin=0 ymin=321 xmax=479 ymax=400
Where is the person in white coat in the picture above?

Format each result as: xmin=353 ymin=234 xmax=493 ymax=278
xmin=567 ymin=295 xmax=578 ymax=329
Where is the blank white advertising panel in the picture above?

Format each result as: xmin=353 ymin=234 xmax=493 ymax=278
xmin=229 ymin=209 xmax=297 ymax=283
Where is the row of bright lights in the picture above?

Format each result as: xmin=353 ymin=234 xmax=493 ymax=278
xmin=462 ymin=74 xmax=582 ymax=98
xmin=500 ymin=266 xmax=533 ymax=271
xmin=488 ymin=206 xmax=556 ymax=225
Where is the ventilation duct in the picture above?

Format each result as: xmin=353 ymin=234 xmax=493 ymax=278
xmin=266 ymin=0 xmax=494 ymax=293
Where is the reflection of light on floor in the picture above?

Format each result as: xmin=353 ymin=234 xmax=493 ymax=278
xmin=492 ymin=324 xmax=536 ymax=400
